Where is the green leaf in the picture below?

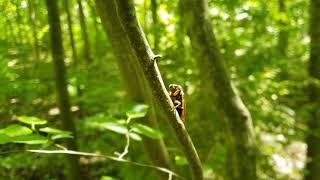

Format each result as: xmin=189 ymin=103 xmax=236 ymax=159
xmin=13 ymin=134 xmax=48 ymax=144
xmin=39 ymin=127 xmax=72 ymax=135
xmin=17 ymin=116 xmax=47 ymax=126
xmin=131 ymin=123 xmax=163 ymax=139
xmin=126 ymin=104 xmax=149 ymax=119
xmin=51 ymin=134 xmax=73 ymax=140
xmin=129 ymin=132 xmax=142 ymax=141
xmin=0 ymin=134 xmax=11 ymax=144
xmin=100 ymin=176 xmax=118 ymax=180
xmin=104 ymin=122 xmax=128 ymax=134
xmin=0 ymin=125 xmax=32 ymax=137
xmin=175 ymin=155 xmax=188 ymax=166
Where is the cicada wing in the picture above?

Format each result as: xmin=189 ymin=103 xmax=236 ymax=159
xmin=181 ymin=96 xmax=186 ymax=124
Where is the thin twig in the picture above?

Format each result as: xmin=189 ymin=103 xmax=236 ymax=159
xmin=22 ymin=149 xmax=184 ymax=179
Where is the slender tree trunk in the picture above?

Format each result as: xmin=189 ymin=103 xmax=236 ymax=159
xmin=278 ymin=0 xmax=288 ymax=56
xmin=305 ymin=0 xmax=320 ymax=179
xmin=182 ymin=0 xmax=256 ymax=179
xmin=77 ymin=0 xmax=92 ymax=64
xmin=64 ymin=0 xmax=83 ymax=117
xmin=151 ymin=0 xmax=159 ymax=52
xmin=87 ymin=0 xmax=100 ymax=52
xmin=95 ymin=1 xmax=173 ymax=179
xmin=96 ymin=0 xmax=203 ymax=179
xmin=28 ymin=0 xmax=40 ymax=59
xmin=64 ymin=0 xmax=78 ymax=65
xmin=45 ymin=0 xmax=82 ymax=179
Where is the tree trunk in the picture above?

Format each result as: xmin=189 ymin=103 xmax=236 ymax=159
xmin=87 ymin=0 xmax=100 ymax=52
xmin=27 ymin=0 xmax=40 ymax=59
xmin=77 ymin=0 xmax=92 ymax=64
xmin=182 ymin=0 xmax=256 ymax=179
xmin=45 ymin=0 xmax=82 ymax=179
xmin=64 ymin=0 xmax=83 ymax=117
xmin=305 ymin=0 xmax=320 ymax=179
xmin=95 ymin=0 xmax=203 ymax=179
xmin=95 ymin=1 xmax=173 ymax=179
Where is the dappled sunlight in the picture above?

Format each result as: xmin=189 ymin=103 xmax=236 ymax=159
xmin=0 ymin=0 xmax=317 ymax=179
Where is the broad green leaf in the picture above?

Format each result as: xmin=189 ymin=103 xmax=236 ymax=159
xmin=51 ymin=134 xmax=73 ymax=140
xmin=129 ymin=132 xmax=142 ymax=141
xmin=17 ymin=116 xmax=47 ymax=126
xmin=0 ymin=125 xmax=32 ymax=137
xmin=126 ymin=104 xmax=149 ymax=119
xmin=13 ymin=134 xmax=48 ymax=144
xmin=175 ymin=155 xmax=188 ymax=166
xmin=131 ymin=123 xmax=163 ymax=139
xmin=0 ymin=134 xmax=11 ymax=144
xmin=104 ymin=122 xmax=128 ymax=134
xmin=39 ymin=127 xmax=72 ymax=135
xmin=100 ymin=176 xmax=117 ymax=180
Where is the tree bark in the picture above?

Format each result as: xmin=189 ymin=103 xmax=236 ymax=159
xmin=182 ymin=0 xmax=256 ymax=179
xmin=95 ymin=1 xmax=173 ymax=179
xmin=77 ymin=0 xmax=92 ymax=64
xmin=45 ymin=0 xmax=82 ymax=179
xmin=305 ymin=0 xmax=320 ymax=179
xmin=95 ymin=0 xmax=203 ymax=179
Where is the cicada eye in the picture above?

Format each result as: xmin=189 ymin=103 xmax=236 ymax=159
xmin=169 ymin=84 xmax=175 ymax=91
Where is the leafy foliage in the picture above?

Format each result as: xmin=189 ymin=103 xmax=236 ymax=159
xmin=0 ymin=0 xmax=313 ymax=179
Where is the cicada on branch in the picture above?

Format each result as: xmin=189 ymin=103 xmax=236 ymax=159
xmin=168 ymin=84 xmax=186 ymax=124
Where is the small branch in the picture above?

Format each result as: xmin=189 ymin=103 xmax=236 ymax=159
xmin=117 ymin=116 xmax=132 ymax=159
xmin=115 ymin=0 xmax=203 ymax=179
xmin=20 ymin=149 xmax=183 ymax=179
xmin=117 ymin=129 xmax=131 ymax=159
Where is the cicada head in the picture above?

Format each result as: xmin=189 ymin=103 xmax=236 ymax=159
xmin=169 ymin=84 xmax=183 ymax=96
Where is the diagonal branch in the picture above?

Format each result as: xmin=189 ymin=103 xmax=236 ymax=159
xmin=113 ymin=0 xmax=203 ymax=179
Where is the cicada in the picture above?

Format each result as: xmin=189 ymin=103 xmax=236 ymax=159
xmin=168 ymin=84 xmax=186 ymax=124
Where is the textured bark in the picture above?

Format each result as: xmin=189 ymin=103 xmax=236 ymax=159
xmin=95 ymin=1 xmax=173 ymax=179
xmin=45 ymin=0 xmax=82 ymax=179
xmin=305 ymin=0 xmax=320 ymax=179
xmin=77 ymin=0 xmax=92 ymax=63
xmin=182 ymin=0 xmax=256 ymax=179
xmin=95 ymin=0 xmax=203 ymax=179
xmin=27 ymin=0 xmax=40 ymax=59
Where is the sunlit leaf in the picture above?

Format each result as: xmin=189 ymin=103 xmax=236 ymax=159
xmin=126 ymin=104 xmax=149 ymax=119
xmin=174 ymin=155 xmax=188 ymax=166
xmin=39 ymin=127 xmax=72 ymax=135
xmin=0 ymin=124 xmax=32 ymax=137
xmin=51 ymin=134 xmax=73 ymax=140
xmin=104 ymin=122 xmax=128 ymax=134
xmin=17 ymin=116 xmax=47 ymax=125
xmin=129 ymin=132 xmax=142 ymax=141
xmin=131 ymin=123 xmax=163 ymax=139
xmin=13 ymin=134 xmax=48 ymax=144
xmin=100 ymin=176 xmax=118 ymax=180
